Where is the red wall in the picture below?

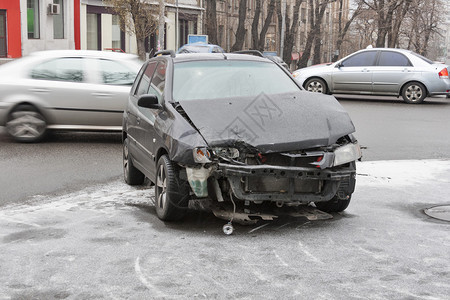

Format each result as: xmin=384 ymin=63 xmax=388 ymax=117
xmin=74 ymin=0 xmax=80 ymax=50
xmin=1 ymin=0 xmax=21 ymax=58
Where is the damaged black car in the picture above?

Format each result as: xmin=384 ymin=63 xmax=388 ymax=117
xmin=122 ymin=52 xmax=361 ymax=233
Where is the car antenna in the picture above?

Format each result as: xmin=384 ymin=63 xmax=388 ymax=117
xmin=222 ymin=52 xmax=228 ymax=60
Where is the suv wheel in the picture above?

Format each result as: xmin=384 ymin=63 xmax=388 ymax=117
xmin=123 ymin=138 xmax=145 ymax=185
xmin=155 ymin=155 xmax=189 ymax=221
xmin=304 ymin=78 xmax=327 ymax=94
xmin=315 ymin=196 xmax=351 ymax=213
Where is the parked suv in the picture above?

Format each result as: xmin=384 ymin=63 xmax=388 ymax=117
xmin=122 ymin=51 xmax=361 ymax=232
xmin=292 ymin=48 xmax=450 ymax=104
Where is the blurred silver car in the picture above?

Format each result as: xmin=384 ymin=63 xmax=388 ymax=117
xmin=0 ymin=50 xmax=142 ymax=142
xmin=292 ymin=48 xmax=450 ymax=104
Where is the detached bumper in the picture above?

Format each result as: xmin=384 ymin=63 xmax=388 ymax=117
xmin=217 ymin=163 xmax=356 ymax=203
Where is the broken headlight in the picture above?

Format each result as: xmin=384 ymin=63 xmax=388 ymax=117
xmin=193 ymin=147 xmax=212 ymax=163
xmin=212 ymin=147 xmax=240 ymax=159
xmin=333 ymin=142 xmax=361 ymax=166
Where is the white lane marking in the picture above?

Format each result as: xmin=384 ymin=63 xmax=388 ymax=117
xmin=134 ymin=256 xmax=167 ymax=298
xmin=298 ymin=241 xmax=324 ymax=264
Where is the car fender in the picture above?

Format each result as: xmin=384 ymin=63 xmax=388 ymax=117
xmin=0 ymin=92 xmax=54 ymax=124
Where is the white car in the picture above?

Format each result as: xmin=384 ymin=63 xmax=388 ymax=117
xmin=292 ymin=48 xmax=450 ymax=104
xmin=0 ymin=50 xmax=142 ymax=142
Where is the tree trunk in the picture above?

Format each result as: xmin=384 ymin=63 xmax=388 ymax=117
xmin=231 ymin=0 xmax=247 ymax=52
xmin=136 ymin=38 xmax=147 ymax=61
xmin=158 ymin=0 xmax=165 ymax=51
xmin=205 ymin=0 xmax=218 ymax=45
xmin=257 ymin=0 xmax=276 ymax=51
xmin=251 ymin=0 xmax=262 ymax=49
xmin=282 ymin=0 xmax=303 ymax=65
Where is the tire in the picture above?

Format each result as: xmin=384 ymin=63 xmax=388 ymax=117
xmin=155 ymin=155 xmax=189 ymax=221
xmin=123 ymin=138 xmax=145 ymax=185
xmin=304 ymin=78 xmax=328 ymax=94
xmin=315 ymin=195 xmax=351 ymax=213
xmin=6 ymin=104 xmax=47 ymax=143
xmin=402 ymin=82 xmax=426 ymax=104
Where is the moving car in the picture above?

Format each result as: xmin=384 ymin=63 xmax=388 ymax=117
xmin=0 ymin=50 xmax=142 ymax=142
xmin=292 ymin=48 xmax=450 ymax=104
xmin=177 ymin=42 xmax=225 ymax=54
xmin=123 ymin=51 xmax=361 ymax=233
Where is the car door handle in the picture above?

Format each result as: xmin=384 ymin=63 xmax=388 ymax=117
xmin=30 ymin=88 xmax=50 ymax=93
xmin=92 ymin=92 xmax=113 ymax=97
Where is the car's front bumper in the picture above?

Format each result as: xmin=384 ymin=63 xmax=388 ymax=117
xmin=216 ymin=162 xmax=356 ymax=203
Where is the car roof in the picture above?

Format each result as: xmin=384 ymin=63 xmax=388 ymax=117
xmin=28 ymin=49 xmax=139 ymax=60
xmin=357 ymin=48 xmax=413 ymax=54
xmin=170 ymin=53 xmax=273 ymax=64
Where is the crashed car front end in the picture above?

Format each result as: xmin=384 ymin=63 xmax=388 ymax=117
xmin=184 ymin=136 xmax=360 ymax=207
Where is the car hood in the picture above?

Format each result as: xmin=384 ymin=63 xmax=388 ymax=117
xmin=178 ymin=91 xmax=355 ymax=153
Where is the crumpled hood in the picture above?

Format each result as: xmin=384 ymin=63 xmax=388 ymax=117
xmin=178 ymin=91 xmax=355 ymax=152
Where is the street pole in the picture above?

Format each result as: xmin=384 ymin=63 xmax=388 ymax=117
xmin=280 ymin=0 xmax=286 ymax=57
xmin=176 ymin=0 xmax=179 ymax=50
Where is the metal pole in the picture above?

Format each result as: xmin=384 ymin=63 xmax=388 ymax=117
xmin=280 ymin=0 xmax=286 ymax=57
xmin=176 ymin=0 xmax=179 ymax=50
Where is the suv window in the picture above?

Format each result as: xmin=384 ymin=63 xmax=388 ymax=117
xmin=341 ymin=51 xmax=377 ymax=67
xmin=31 ymin=57 xmax=84 ymax=82
xmin=378 ymin=51 xmax=411 ymax=67
xmin=98 ymin=59 xmax=136 ymax=85
xmin=135 ymin=61 xmax=157 ymax=97
xmin=149 ymin=61 xmax=167 ymax=103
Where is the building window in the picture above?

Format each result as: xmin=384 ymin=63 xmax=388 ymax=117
xmin=27 ymin=0 xmax=40 ymax=39
xmin=0 ymin=10 xmax=6 ymax=58
xmin=112 ymin=14 xmax=121 ymax=50
xmin=53 ymin=0 xmax=64 ymax=39
xmin=179 ymin=16 xmax=197 ymax=47
xmin=87 ymin=13 xmax=100 ymax=50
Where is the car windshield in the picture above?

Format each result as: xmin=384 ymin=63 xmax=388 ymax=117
xmin=172 ymin=60 xmax=299 ymax=101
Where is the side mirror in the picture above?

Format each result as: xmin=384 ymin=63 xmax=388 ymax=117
xmin=336 ymin=62 xmax=343 ymax=68
xmin=137 ymin=94 xmax=161 ymax=109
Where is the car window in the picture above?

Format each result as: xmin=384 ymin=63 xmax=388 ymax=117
xmin=134 ymin=61 xmax=157 ymax=97
xmin=98 ymin=59 xmax=137 ymax=85
xmin=173 ymin=60 xmax=300 ymax=101
xmin=341 ymin=51 xmax=377 ymax=67
xmin=31 ymin=57 xmax=84 ymax=82
xmin=149 ymin=61 xmax=166 ymax=103
xmin=411 ymin=52 xmax=433 ymax=64
xmin=378 ymin=51 xmax=411 ymax=67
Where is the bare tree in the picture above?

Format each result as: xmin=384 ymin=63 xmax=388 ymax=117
xmin=231 ymin=0 xmax=248 ymax=52
xmin=332 ymin=0 xmax=364 ymax=61
xmin=251 ymin=0 xmax=276 ymax=51
xmin=105 ymin=0 xmax=158 ymax=60
xmin=297 ymin=0 xmax=331 ymax=68
xmin=277 ymin=0 xmax=303 ymax=65
xmin=205 ymin=0 xmax=218 ymax=45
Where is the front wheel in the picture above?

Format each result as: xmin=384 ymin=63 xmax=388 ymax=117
xmin=155 ymin=155 xmax=189 ymax=221
xmin=402 ymin=82 xmax=426 ymax=104
xmin=314 ymin=196 xmax=351 ymax=213
xmin=6 ymin=104 xmax=47 ymax=142
xmin=304 ymin=78 xmax=328 ymax=94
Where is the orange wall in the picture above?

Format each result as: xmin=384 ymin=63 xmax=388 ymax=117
xmin=1 ymin=0 xmax=21 ymax=58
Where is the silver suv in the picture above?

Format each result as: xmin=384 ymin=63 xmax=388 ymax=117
xmin=293 ymin=48 xmax=450 ymax=104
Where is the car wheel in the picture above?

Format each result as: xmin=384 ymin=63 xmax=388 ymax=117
xmin=304 ymin=78 xmax=327 ymax=94
xmin=402 ymin=82 xmax=426 ymax=104
xmin=314 ymin=195 xmax=351 ymax=213
xmin=155 ymin=155 xmax=189 ymax=221
xmin=123 ymin=138 xmax=145 ymax=185
xmin=6 ymin=104 xmax=47 ymax=143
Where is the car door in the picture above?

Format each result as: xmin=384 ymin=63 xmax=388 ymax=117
xmin=28 ymin=56 xmax=96 ymax=127
xmin=331 ymin=51 xmax=378 ymax=94
xmin=372 ymin=51 xmax=415 ymax=95
xmin=85 ymin=57 xmax=138 ymax=127
xmin=126 ymin=61 xmax=158 ymax=175
xmin=137 ymin=60 xmax=168 ymax=181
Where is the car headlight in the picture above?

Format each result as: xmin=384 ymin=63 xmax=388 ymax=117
xmin=333 ymin=143 xmax=362 ymax=166
xmin=212 ymin=147 xmax=239 ymax=159
xmin=193 ymin=147 xmax=212 ymax=163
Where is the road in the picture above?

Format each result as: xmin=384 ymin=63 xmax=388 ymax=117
xmin=1 ymin=96 xmax=450 ymax=299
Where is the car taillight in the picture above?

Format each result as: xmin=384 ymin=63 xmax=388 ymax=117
xmin=438 ymin=68 xmax=449 ymax=79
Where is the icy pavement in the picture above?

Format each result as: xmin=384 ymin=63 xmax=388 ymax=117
xmin=0 ymin=160 xmax=449 ymax=299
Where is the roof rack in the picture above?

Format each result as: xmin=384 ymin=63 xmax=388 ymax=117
xmin=233 ymin=50 xmax=264 ymax=57
xmin=154 ymin=50 xmax=176 ymax=58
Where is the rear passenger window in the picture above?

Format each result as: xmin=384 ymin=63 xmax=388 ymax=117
xmin=31 ymin=58 xmax=84 ymax=82
xmin=341 ymin=51 xmax=377 ymax=67
xmin=98 ymin=59 xmax=136 ymax=85
xmin=378 ymin=52 xmax=411 ymax=67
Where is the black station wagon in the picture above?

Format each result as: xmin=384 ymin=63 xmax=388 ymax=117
xmin=122 ymin=51 xmax=361 ymax=234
